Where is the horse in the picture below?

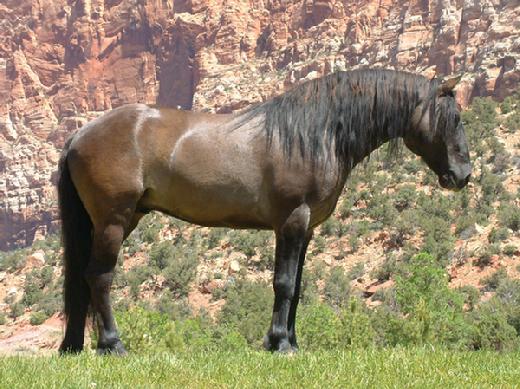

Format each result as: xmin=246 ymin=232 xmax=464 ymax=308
xmin=57 ymin=69 xmax=471 ymax=355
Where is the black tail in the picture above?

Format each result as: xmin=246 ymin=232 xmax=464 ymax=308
xmin=58 ymin=140 xmax=92 ymax=353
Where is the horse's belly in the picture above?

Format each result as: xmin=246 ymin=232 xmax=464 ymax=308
xmin=140 ymin=165 xmax=270 ymax=229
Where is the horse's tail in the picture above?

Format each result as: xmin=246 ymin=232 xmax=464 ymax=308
xmin=58 ymin=139 xmax=92 ymax=338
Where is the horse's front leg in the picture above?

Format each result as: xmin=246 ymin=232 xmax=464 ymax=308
xmin=264 ymin=205 xmax=310 ymax=353
xmin=287 ymin=231 xmax=312 ymax=350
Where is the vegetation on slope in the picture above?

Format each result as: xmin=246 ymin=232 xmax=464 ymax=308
xmin=0 ymin=94 xmax=519 ymax=354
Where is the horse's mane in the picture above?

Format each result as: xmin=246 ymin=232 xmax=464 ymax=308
xmin=241 ymin=68 xmax=444 ymax=170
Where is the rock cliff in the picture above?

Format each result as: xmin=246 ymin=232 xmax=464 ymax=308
xmin=0 ymin=0 xmax=518 ymax=248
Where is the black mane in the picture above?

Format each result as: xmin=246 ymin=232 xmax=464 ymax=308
xmin=242 ymin=69 xmax=442 ymax=170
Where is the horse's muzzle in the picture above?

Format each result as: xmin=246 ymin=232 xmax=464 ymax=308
xmin=439 ymin=170 xmax=471 ymax=191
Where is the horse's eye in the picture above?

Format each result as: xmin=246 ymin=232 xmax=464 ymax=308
xmin=454 ymin=144 xmax=461 ymax=153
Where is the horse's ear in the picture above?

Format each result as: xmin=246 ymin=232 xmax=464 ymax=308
xmin=438 ymin=74 xmax=462 ymax=95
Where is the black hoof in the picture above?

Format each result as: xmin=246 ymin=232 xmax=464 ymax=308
xmin=97 ymin=339 xmax=127 ymax=356
xmin=58 ymin=342 xmax=83 ymax=356
xmin=263 ymin=335 xmax=298 ymax=354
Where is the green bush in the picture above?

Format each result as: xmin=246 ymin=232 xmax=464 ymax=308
xmin=163 ymin=249 xmax=199 ymax=297
xmin=371 ymin=255 xmax=398 ymax=282
xmin=347 ymin=262 xmax=365 ymax=280
xmin=481 ymin=267 xmax=508 ymax=291
xmin=300 ymin=267 xmax=320 ymax=306
xmin=155 ymin=292 xmax=192 ymax=321
xmin=393 ymin=185 xmax=417 ymax=211
xmin=29 ymin=311 xmax=47 ymax=325
xmin=337 ymin=298 xmax=375 ymax=348
xmin=126 ymin=266 xmax=154 ymax=298
xmin=499 ymin=205 xmax=520 ymax=232
xmin=116 ymin=307 xmax=176 ymax=352
xmin=298 ymin=303 xmax=340 ymax=350
xmin=218 ymin=279 xmax=272 ymax=345
xmin=457 ymin=285 xmax=480 ymax=311
xmin=0 ymin=312 xmax=6 ymax=325
xmin=0 ymin=249 xmax=28 ymax=272
xmin=323 ymin=266 xmax=351 ymax=308
xmin=488 ymin=227 xmax=510 ymax=243
xmin=228 ymin=230 xmax=272 ymax=259
xmin=139 ymin=214 xmax=163 ymax=244
xmin=22 ymin=278 xmax=43 ymax=307
xmin=475 ymin=244 xmax=500 ymax=268
xmin=9 ymin=303 xmax=24 ymax=319
xmin=503 ymin=245 xmax=518 ymax=256
xmin=35 ymin=289 xmax=62 ymax=316
xmin=149 ymin=241 xmax=175 ymax=270
xmin=466 ymin=302 xmax=518 ymax=351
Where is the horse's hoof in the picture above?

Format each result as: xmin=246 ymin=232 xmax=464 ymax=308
xmin=276 ymin=339 xmax=297 ymax=354
xmin=58 ymin=343 xmax=83 ymax=356
xmin=97 ymin=340 xmax=128 ymax=356
xmin=263 ymin=335 xmax=297 ymax=354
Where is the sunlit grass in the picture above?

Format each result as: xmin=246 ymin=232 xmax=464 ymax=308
xmin=1 ymin=348 xmax=519 ymax=388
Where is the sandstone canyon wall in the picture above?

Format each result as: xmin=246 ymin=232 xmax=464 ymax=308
xmin=0 ymin=0 xmax=518 ymax=248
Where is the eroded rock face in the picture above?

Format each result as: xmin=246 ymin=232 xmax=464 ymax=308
xmin=1 ymin=0 xmax=518 ymax=248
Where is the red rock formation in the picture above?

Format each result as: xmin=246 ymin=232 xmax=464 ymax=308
xmin=0 ymin=0 xmax=518 ymax=248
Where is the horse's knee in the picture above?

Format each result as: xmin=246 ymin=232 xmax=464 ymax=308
xmin=273 ymin=276 xmax=294 ymax=300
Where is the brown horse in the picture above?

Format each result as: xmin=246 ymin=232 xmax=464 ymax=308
xmin=57 ymin=69 xmax=471 ymax=355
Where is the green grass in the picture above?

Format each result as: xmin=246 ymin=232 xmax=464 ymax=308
xmin=1 ymin=348 xmax=519 ymax=388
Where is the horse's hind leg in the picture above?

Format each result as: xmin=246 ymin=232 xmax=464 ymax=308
xmin=264 ymin=204 xmax=310 ymax=353
xmin=86 ymin=207 xmax=139 ymax=355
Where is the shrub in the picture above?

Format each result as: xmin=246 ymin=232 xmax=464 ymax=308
xmin=206 ymin=228 xmax=227 ymax=249
xmin=323 ymin=266 xmax=351 ymax=308
xmin=371 ymin=254 xmax=398 ymax=282
xmin=0 ymin=249 xmax=28 ymax=272
xmin=505 ymin=111 xmax=520 ymax=132
xmin=503 ymin=245 xmax=517 ymax=256
xmin=466 ymin=302 xmax=518 ymax=351
xmin=500 ymin=95 xmax=517 ymax=114
xmin=300 ymin=267 xmax=320 ymax=306
xmin=481 ymin=267 xmax=508 ymax=291
xmin=499 ymin=205 xmax=520 ymax=232
xmin=298 ymin=303 xmax=340 ymax=350
xmin=126 ymin=266 xmax=154 ymax=298
xmin=320 ymin=218 xmax=342 ymax=237
xmin=9 ymin=303 xmax=24 ymax=319
xmin=395 ymin=253 xmax=456 ymax=314
xmin=29 ymin=311 xmax=47 ymax=325
xmin=22 ymin=273 xmax=44 ymax=307
xmin=371 ymin=306 xmax=422 ymax=347
xmin=347 ymin=262 xmax=365 ymax=280
xmin=163 ymin=251 xmax=199 ymax=297
xmin=228 ymin=230 xmax=272 ymax=259
xmin=393 ymin=185 xmax=417 ymax=211
xmin=139 ymin=214 xmax=163 ymax=244
xmin=149 ymin=241 xmax=175 ymax=270
xmin=337 ymin=298 xmax=375 ymax=348
xmin=457 ymin=285 xmax=480 ymax=311
xmin=456 ymin=214 xmax=478 ymax=240
xmin=116 ymin=307 xmax=176 ymax=353
xmin=218 ymin=279 xmax=272 ymax=345
xmin=420 ymin=217 xmax=455 ymax=264
xmin=35 ymin=289 xmax=62 ymax=316
xmin=155 ymin=292 xmax=192 ymax=321
xmin=0 ymin=312 xmax=6 ymax=325
xmin=475 ymin=244 xmax=500 ymax=267
xmin=488 ymin=227 xmax=510 ymax=243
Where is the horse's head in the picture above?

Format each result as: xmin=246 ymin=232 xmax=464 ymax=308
xmin=404 ymin=75 xmax=472 ymax=191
